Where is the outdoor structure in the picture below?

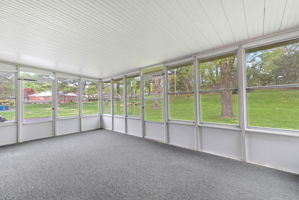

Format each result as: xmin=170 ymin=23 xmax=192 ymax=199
xmin=0 ymin=1 xmax=299 ymax=200
xmin=58 ymin=92 xmax=77 ymax=103
xmin=28 ymin=91 xmax=52 ymax=102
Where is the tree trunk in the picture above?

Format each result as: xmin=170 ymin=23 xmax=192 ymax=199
xmin=153 ymin=78 xmax=161 ymax=109
xmin=220 ymin=57 xmax=235 ymax=118
xmin=221 ymin=90 xmax=233 ymax=118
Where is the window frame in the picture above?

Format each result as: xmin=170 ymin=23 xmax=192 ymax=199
xmin=143 ymin=69 xmax=164 ymax=122
xmin=245 ymin=40 xmax=299 ymax=131
xmin=126 ymin=75 xmax=141 ymax=118
xmin=102 ymin=80 xmax=112 ymax=115
xmin=113 ymin=78 xmax=125 ymax=116
xmin=197 ymin=53 xmax=240 ymax=127
xmin=82 ymin=79 xmax=99 ymax=117
xmin=22 ymin=78 xmax=54 ymax=124
xmin=0 ymin=70 xmax=17 ymax=125
xmin=56 ymin=77 xmax=80 ymax=119
xmin=167 ymin=62 xmax=195 ymax=122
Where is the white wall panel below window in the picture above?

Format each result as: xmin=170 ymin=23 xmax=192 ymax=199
xmin=102 ymin=116 xmax=112 ymax=130
xmin=168 ymin=123 xmax=196 ymax=150
xmin=81 ymin=116 xmax=101 ymax=131
xmin=201 ymin=127 xmax=242 ymax=160
xmin=145 ymin=122 xmax=165 ymax=142
xmin=0 ymin=125 xmax=17 ymax=146
xmin=247 ymin=131 xmax=299 ymax=174
xmin=22 ymin=122 xmax=53 ymax=142
xmin=56 ymin=118 xmax=80 ymax=136
xmin=113 ymin=117 xmax=125 ymax=133
xmin=127 ymin=118 xmax=141 ymax=137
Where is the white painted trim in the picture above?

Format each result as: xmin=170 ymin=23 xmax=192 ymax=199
xmin=56 ymin=116 xmax=80 ymax=120
xmin=237 ymin=45 xmax=247 ymax=161
xmin=79 ymin=78 xmax=83 ymax=132
xmin=0 ymin=122 xmax=17 ymax=127
xmin=163 ymin=65 xmax=169 ymax=143
xmin=81 ymin=115 xmax=100 ymax=118
xmin=246 ymin=128 xmax=299 ymax=137
xmin=193 ymin=56 xmax=201 ymax=151
xmin=199 ymin=123 xmax=241 ymax=131
xmin=167 ymin=120 xmax=195 ymax=126
xmin=124 ymin=75 xmax=128 ymax=134
xmin=111 ymin=79 xmax=114 ymax=131
xmin=53 ymin=73 xmax=57 ymax=137
xmin=23 ymin=120 xmax=53 ymax=125
xmin=16 ymin=66 xmax=22 ymax=142
xmin=140 ymin=72 xmax=145 ymax=138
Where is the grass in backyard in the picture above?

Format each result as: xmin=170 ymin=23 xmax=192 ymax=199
xmin=58 ymin=102 xmax=78 ymax=117
xmin=247 ymin=89 xmax=299 ymax=130
xmin=82 ymin=101 xmax=99 ymax=115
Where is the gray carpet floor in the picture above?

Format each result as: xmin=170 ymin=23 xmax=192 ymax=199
xmin=0 ymin=130 xmax=298 ymax=200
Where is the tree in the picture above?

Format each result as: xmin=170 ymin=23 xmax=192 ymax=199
xmin=219 ymin=57 xmax=235 ymax=118
xmin=0 ymin=72 xmax=15 ymax=98
xmin=152 ymin=77 xmax=161 ymax=109
xmin=200 ymin=56 xmax=237 ymax=119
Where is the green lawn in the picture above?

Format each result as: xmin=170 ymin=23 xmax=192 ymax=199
xmin=82 ymin=101 xmax=99 ymax=115
xmin=113 ymin=100 xmax=124 ymax=115
xmin=247 ymin=89 xmax=299 ymax=130
xmin=0 ymin=101 xmax=99 ymax=121
xmin=127 ymin=99 xmax=140 ymax=117
xmin=1 ymin=90 xmax=298 ymax=130
xmin=103 ymin=100 xmax=112 ymax=114
xmin=169 ymin=94 xmax=195 ymax=121
xmin=58 ymin=102 xmax=78 ymax=117
xmin=200 ymin=93 xmax=239 ymax=124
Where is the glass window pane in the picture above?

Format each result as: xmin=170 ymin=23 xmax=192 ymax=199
xmin=0 ymin=99 xmax=15 ymax=123
xmin=103 ymin=82 xmax=111 ymax=98
xmin=127 ymin=97 xmax=140 ymax=116
xmin=103 ymin=98 xmax=111 ymax=114
xmin=246 ymin=41 xmax=299 ymax=131
xmin=113 ymin=79 xmax=124 ymax=115
xmin=20 ymin=71 xmax=54 ymax=80
xmin=57 ymin=78 xmax=79 ymax=117
xmin=83 ymin=80 xmax=99 ymax=115
xmin=24 ymin=103 xmax=52 ymax=123
xmin=144 ymin=73 xmax=163 ymax=122
xmin=168 ymin=63 xmax=194 ymax=93
xmin=0 ymin=72 xmax=15 ymax=98
xmin=200 ymin=91 xmax=238 ymax=124
xmin=0 ymin=72 xmax=16 ymax=123
xmin=168 ymin=63 xmax=194 ymax=121
xmin=199 ymin=55 xmax=237 ymax=90
xmin=127 ymin=76 xmax=140 ymax=116
xmin=114 ymin=98 xmax=124 ymax=115
xmin=247 ymin=88 xmax=299 ymax=130
xmin=23 ymin=81 xmax=52 ymax=123
xmin=246 ymin=42 xmax=299 ymax=87
xmin=169 ymin=94 xmax=194 ymax=121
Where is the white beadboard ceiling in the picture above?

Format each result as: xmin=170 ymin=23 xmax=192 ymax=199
xmin=0 ymin=0 xmax=299 ymax=78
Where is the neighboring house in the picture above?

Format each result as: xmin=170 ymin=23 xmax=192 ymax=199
xmin=28 ymin=91 xmax=52 ymax=102
xmin=27 ymin=91 xmax=78 ymax=103
xmin=58 ymin=92 xmax=78 ymax=103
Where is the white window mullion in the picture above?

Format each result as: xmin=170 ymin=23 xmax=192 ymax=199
xmin=124 ymin=76 xmax=128 ymax=134
xmin=16 ymin=65 xmax=22 ymax=143
xmin=237 ymin=45 xmax=247 ymax=161
xmin=194 ymin=57 xmax=201 ymax=151
xmin=163 ymin=65 xmax=169 ymax=143
xmin=79 ymin=78 xmax=83 ymax=132
xmin=140 ymin=73 xmax=145 ymax=138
